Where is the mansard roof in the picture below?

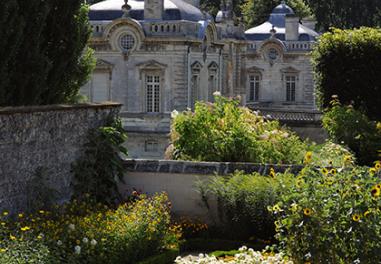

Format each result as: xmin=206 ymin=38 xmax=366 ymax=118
xmin=245 ymin=2 xmax=318 ymax=41
xmin=89 ymin=0 xmax=209 ymax=22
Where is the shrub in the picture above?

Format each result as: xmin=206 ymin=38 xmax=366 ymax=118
xmin=312 ymin=27 xmax=381 ymax=120
xmin=171 ymin=95 xmax=307 ymax=164
xmin=0 ymin=193 xmax=177 ymax=264
xmin=71 ymin=117 xmax=128 ymax=204
xmin=272 ymin=162 xmax=381 ymax=263
xmin=322 ymin=98 xmax=381 ymax=165
xmin=198 ymin=171 xmax=295 ymax=241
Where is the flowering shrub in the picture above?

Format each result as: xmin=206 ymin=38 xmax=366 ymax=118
xmin=171 ymin=95 xmax=307 ymax=164
xmin=172 ymin=217 xmax=209 ymax=240
xmin=0 ymin=193 xmax=177 ymax=263
xmin=175 ymin=246 xmax=293 ymax=264
xmin=272 ymin=160 xmax=381 ymax=263
xmin=322 ymin=98 xmax=381 ymax=165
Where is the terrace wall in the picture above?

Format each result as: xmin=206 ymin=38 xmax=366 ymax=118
xmin=121 ymin=159 xmax=303 ymax=222
xmin=0 ymin=103 xmax=121 ymax=213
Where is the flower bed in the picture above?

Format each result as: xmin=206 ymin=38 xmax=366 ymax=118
xmin=175 ymin=246 xmax=293 ymax=264
xmin=0 ymin=193 xmax=177 ymax=264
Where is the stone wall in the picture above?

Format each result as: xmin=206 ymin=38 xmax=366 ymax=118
xmin=121 ymin=159 xmax=303 ymax=222
xmin=0 ymin=103 xmax=121 ymax=213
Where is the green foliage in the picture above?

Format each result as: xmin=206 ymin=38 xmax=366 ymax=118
xmin=273 ymin=163 xmax=381 ymax=263
xmin=322 ymin=98 xmax=381 ymax=165
xmin=72 ymin=117 xmax=128 ymax=204
xmin=0 ymin=194 xmax=176 ymax=264
xmin=0 ymin=1 xmax=94 ymax=106
xmin=198 ymin=171 xmax=294 ymax=240
xmin=241 ymin=0 xmax=312 ymax=28
xmin=305 ymin=0 xmax=381 ymax=31
xmin=312 ymin=27 xmax=381 ymax=121
xmin=171 ymin=95 xmax=307 ymax=164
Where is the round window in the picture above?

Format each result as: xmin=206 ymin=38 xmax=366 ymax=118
xmin=119 ymin=34 xmax=135 ymax=51
xmin=268 ymin=48 xmax=279 ymax=60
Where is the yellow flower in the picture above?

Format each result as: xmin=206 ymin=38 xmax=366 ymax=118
xmin=321 ymin=168 xmax=329 ymax=176
xmin=375 ymin=162 xmax=381 ymax=171
xmin=325 ymin=177 xmax=334 ymax=186
xmin=303 ymin=208 xmax=313 ymax=216
xmin=330 ymin=168 xmax=337 ymax=175
xmin=9 ymin=235 xmax=16 ymax=240
xmin=39 ymin=210 xmax=45 ymax=214
xmin=20 ymin=226 xmax=31 ymax=232
xmin=304 ymin=152 xmax=313 ymax=164
xmin=352 ymin=214 xmax=361 ymax=222
xmin=364 ymin=210 xmax=371 ymax=217
xmin=18 ymin=213 xmax=23 ymax=218
xmin=369 ymin=168 xmax=377 ymax=176
xmin=1 ymin=222 xmax=5 ymax=226
xmin=2 ymin=211 xmax=8 ymax=216
xmin=272 ymin=204 xmax=283 ymax=213
xmin=0 ymin=248 xmax=6 ymax=253
xmin=343 ymin=155 xmax=352 ymax=163
xmin=269 ymin=168 xmax=276 ymax=178
xmin=376 ymin=122 xmax=381 ymax=131
xmin=371 ymin=186 xmax=380 ymax=198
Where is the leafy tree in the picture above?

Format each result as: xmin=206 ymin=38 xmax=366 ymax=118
xmin=305 ymin=0 xmax=381 ymax=31
xmin=241 ymin=0 xmax=312 ymax=28
xmin=312 ymin=27 xmax=381 ymax=121
xmin=0 ymin=1 xmax=94 ymax=106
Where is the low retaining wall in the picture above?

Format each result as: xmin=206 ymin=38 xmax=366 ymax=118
xmin=0 ymin=102 xmax=121 ymax=213
xmin=121 ymin=159 xmax=303 ymax=222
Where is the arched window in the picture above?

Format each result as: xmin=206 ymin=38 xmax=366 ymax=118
xmin=208 ymin=62 xmax=219 ymax=102
xmin=191 ymin=61 xmax=202 ymax=108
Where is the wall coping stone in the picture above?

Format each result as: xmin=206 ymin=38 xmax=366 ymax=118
xmin=0 ymin=102 xmax=122 ymax=115
xmin=124 ymin=159 xmax=304 ymax=175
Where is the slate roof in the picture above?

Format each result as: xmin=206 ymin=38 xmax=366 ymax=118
xmin=89 ymin=0 xmax=209 ymax=21
xmin=245 ymin=2 xmax=318 ymax=41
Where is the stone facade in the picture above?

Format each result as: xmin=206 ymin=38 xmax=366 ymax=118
xmin=82 ymin=0 xmax=321 ymax=158
xmin=0 ymin=103 xmax=121 ymax=213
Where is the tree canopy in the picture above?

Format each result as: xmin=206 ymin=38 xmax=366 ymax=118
xmin=0 ymin=0 xmax=94 ymax=106
xmin=305 ymin=0 xmax=381 ymax=31
xmin=241 ymin=0 xmax=312 ymax=28
xmin=312 ymin=27 xmax=381 ymax=121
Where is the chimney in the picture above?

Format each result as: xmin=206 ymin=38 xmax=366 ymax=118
xmin=302 ymin=17 xmax=317 ymax=31
xmin=285 ymin=14 xmax=299 ymax=41
xmin=144 ymin=0 xmax=164 ymax=20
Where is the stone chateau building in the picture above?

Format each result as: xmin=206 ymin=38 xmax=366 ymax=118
xmin=81 ymin=0 xmax=321 ymax=158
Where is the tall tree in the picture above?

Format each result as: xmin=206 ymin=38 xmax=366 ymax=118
xmin=312 ymin=27 xmax=381 ymax=121
xmin=241 ymin=0 xmax=312 ymax=28
xmin=305 ymin=0 xmax=381 ymax=31
xmin=0 ymin=0 xmax=94 ymax=106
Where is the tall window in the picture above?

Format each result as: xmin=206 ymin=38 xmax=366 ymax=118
xmin=285 ymin=75 xmax=296 ymax=102
xmin=249 ymin=75 xmax=260 ymax=101
xmin=146 ymin=75 xmax=160 ymax=112
xmin=208 ymin=62 xmax=218 ymax=102
xmin=191 ymin=62 xmax=202 ymax=108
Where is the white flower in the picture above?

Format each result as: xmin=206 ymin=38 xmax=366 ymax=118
xmin=68 ymin=224 xmax=75 ymax=231
xmin=213 ymin=91 xmax=221 ymax=97
xmin=57 ymin=240 xmax=63 ymax=246
xmin=82 ymin=237 xmax=89 ymax=244
xmin=90 ymin=239 xmax=97 ymax=246
xmin=171 ymin=109 xmax=179 ymax=119
xmin=74 ymin=245 xmax=81 ymax=255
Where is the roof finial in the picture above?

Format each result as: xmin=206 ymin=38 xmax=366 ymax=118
xmin=270 ymin=25 xmax=276 ymax=38
xmin=281 ymin=0 xmax=286 ymax=5
xmin=122 ymin=0 xmax=131 ymax=18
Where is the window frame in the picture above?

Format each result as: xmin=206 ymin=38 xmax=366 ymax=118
xmin=248 ymin=74 xmax=261 ymax=102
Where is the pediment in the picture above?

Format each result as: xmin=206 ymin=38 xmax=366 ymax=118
xmin=247 ymin=66 xmax=264 ymax=73
xmin=95 ymin=59 xmax=113 ymax=70
xmin=136 ymin=60 xmax=167 ymax=70
xmin=280 ymin=66 xmax=300 ymax=73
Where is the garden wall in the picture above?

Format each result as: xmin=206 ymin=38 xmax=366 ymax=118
xmin=121 ymin=159 xmax=303 ymax=222
xmin=0 ymin=103 xmax=121 ymax=213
